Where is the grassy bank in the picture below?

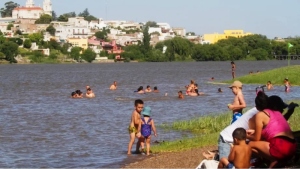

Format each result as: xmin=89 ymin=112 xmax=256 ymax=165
xmin=223 ymin=65 xmax=300 ymax=85
xmin=152 ymin=101 xmax=300 ymax=153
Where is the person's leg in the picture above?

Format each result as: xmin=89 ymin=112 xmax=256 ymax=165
xmin=127 ymin=133 xmax=135 ymax=154
xmin=146 ymin=136 xmax=151 ymax=155
xmin=218 ymin=136 xmax=231 ymax=159
xmin=218 ymin=157 xmax=229 ymax=168
xmin=140 ymin=136 xmax=145 ymax=152
xmin=249 ymin=140 xmax=278 ymax=168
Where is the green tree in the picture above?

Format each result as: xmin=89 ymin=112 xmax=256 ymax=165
xmin=78 ymin=8 xmax=90 ymax=18
xmin=0 ymin=52 xmax=5 ymax=59
xmin=81 ymin=48 xmax=96 ymax=63
xmin=186 ymin=32 xmax=196 ymax=36
xmin=48 ymin=39 xmax=61 ymax=50
xmin=141 ymin=26 xmax=151 ymax=57
xmin=192 ymin=44 xmax=210 ymax=61
xmin=0 ymin=41 xmax=18 ymax=63
xmin=7 ymin=23 xmax=13 ymax=30
xmin=28 ymin=33 xmax=43 ymax=45
xmin=46 ymin=25 xmax=56 ymax=36
xmin=0 ymin=30 xmax=3 ymax=36
xmin=0 ymin=35 xmax=5 ymax=44
xmin=57 ymin=12 xmax=76 ymax=22
xmin=121 ymin=45 xmax=144 ymax=61
xmin=15 ymin=29 xmax=22 ymax=35
xmin=8 ymin=38 xmax=23 ymax=46
xmin=30 ymin=51 xmax=44 ymax=63
xmin=145 ymin=21 xmax=158 ymax=28
xmin=23 ymin=39 xmax=32 ymax=49
xmin=84 ymin=15 xmax=98 ymax=22
xmin=95 ymin=31 xmax=107 ymax=40
xmin=52 ymin=11 xmax=57 ymax=21
xmin=70 ymin=46 xmax=81 ymax=61
xmin=0 ymin=1 xmax=19 ymax=17
xmin=35 ymin=14 xmax=52 ymax=24
xmin=249 ymin=48 xmax=269 ymax=60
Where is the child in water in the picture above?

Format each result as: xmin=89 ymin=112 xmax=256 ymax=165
xmin=178 ymin=91 xmax=184 ymax=99
xmin=284 ymin=78 xmax=291 ymax=92
xmin=138 ymin=106 xmax=157 ymax=155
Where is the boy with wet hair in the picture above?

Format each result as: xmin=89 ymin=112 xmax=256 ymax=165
xmin=127 ymin=99 xmax=143 ymax=155
xmin=218 ymin=128 xmax=252 ymax=169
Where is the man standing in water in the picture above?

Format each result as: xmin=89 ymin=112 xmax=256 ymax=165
xmin=110 ymin=81 xmax=117 ymax=90
xmin=231 ymin=61 xmax=236 ymax=79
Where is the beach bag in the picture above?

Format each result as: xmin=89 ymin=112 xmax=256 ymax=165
xmin=196 ymin=159 xmax=219 ymax=169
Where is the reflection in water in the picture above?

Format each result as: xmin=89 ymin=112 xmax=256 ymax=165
xmin=0 ymin=61 xmax=299 ymax=167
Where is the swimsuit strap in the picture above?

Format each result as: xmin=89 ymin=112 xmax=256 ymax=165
xmin=141 ymin=117 xmax=146 ymax=124
xmin=262 ymin=110 xmax=270 ymax=117
xmin=146 ymin=118 xmax=152 ymax=124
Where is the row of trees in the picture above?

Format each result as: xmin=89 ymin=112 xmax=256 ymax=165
xmin=121 ymin=29 xmax=300 ymax=62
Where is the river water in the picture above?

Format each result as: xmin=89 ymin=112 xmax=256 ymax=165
xmin=0 ymin=61 xmax=299 ymax=167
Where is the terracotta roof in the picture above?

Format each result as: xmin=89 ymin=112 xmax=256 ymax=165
xmin=13 ymin=7 xmax=43 ymax=11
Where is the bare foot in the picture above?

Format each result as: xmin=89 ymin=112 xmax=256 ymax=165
xmin=202 ymin=151 xmax=214 ymax=160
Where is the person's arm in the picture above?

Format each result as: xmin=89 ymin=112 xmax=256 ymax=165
xmin=137 ymin=119 xmax=142 ymax=133
xmin=247 ymin=112 xmax=264 ymax=141
xmin=228 ymin=145 xmax=235 ymax=162
xmin=151 ymin=120 xmax=157 ymax=136
xmin=284 ymin=103 xmax=299 ymax=120
xmin=133 ymin=112 xmax=140 ymax=126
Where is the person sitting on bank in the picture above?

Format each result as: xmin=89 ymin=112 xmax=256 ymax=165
xmin=110 ymin=81 xmax=117 ymax=90
xmin=145 ymin=85 xmax=152 ymax=93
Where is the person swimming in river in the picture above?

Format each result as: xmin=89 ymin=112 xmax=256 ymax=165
xmin=178 ymin=91 xmax=184 ymax=99
xmin=186 ymin=80 xmax=196 ymax=95
xmin=153 ymin=86 xmax=159 ymax=93
xmin=135 ymin=86 xmax=145 ymax=94
xmin=267 ymin=81 xmax=273 ymax=90
xmin=145 ymin=85 xmax=152 ymax=93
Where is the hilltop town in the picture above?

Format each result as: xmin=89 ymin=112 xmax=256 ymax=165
xmin=0 ymin=0 xmax=297 ymax=63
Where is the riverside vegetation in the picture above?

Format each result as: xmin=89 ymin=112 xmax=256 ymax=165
xmin=1 ymin=16 xmax=300 ymax=63
xmin=223 ymin=65 xmax=300 ymax=85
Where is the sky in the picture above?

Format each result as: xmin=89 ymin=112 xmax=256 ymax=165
xmin=6 ymin=0 xmax=300 ymax=38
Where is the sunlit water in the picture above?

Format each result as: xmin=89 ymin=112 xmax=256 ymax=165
xmin=0 ymin=61 xmax=299 ymax=167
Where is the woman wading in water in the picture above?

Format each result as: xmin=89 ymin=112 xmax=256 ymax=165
xmin=231 ymin=61 xmax=236 ymax=79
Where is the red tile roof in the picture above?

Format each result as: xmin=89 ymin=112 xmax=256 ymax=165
xmin=13 ymin=7 xmax=43 ymax=11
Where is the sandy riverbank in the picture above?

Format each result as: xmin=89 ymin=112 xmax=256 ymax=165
xmin=122 ymin=146 xmax=217 ymax=168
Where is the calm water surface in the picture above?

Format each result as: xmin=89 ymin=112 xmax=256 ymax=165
xmin=0 ymin=61 xmax=299 ymax=167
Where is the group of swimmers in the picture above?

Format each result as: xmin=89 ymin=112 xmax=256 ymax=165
xmin=135 ymin=86 xmax=160 ymax=94
xmin=71 ymin=85 xmax=95 ymax=98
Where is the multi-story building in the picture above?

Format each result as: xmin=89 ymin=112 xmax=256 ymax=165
xmin=52 ymin=17 xmax=91 ymax=41
xmin=12 ymin=0 xmax=52 ymax=19
xmin=172 ymin=27 xmax=186 ymax=37
xmin=203 ymin=30 xmax=253 ymax=44
xmin=67 ymin=38 xmax=88 ymax=50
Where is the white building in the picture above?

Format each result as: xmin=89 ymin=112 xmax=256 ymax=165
xmin=52 ymin=17 xmax=91 ymax=41
xmin=157 ymin=23 xmax=171 ymax=30
xmin=12 ymin=0 xmax=52 ymax=19
xmin=89 ymin=18 xmax=107 ymax=30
